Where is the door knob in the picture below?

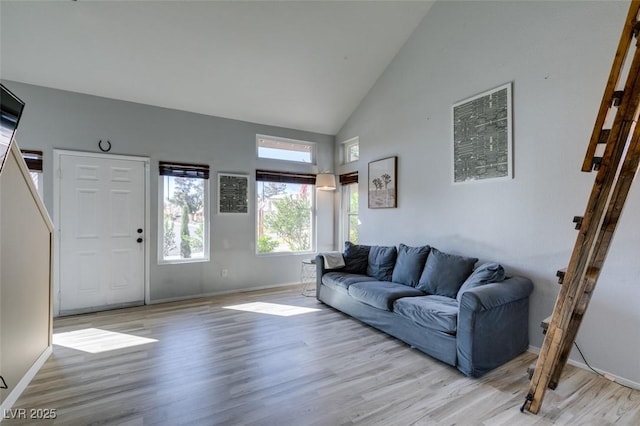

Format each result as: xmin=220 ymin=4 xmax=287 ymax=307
xmin=137 ymin=228 xmax=143 ymax=233
xmin=137 ymin=238 xmax=143 ymax=243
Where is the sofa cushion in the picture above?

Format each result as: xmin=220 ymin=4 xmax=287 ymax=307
xmin=393 ymin=295 xmax=459 ymax=334
xmin=416 ymin=248 xmax=478 ymax=298
xmin=348 ymin=281 xmax=424 ymax=311
xmin=367 ymin=245 xmax=397 ymax=281
xmin=391 ymin=244 xmax=431 ymax=287
xmin=456 ymin=262 xmax=505 ymax=303
xmin=322 ymin=272 xmax=373 ymax=294
xmin=342 ymin=241 xmax=371 ymax=274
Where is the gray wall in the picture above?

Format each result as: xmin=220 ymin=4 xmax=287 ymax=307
xmin=336 ymin=1 xmax=639 ymax=385
xmin=3 ymin=81 xmax=335 ymax=303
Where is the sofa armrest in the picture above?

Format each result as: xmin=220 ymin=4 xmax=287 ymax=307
xmin=459 ymin=276 xmax=533 ymax=312
xmin=457 ymin=276 xmax=534 ymax=377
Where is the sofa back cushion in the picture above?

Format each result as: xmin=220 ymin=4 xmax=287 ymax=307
xmin=367 ymin=245 xmax=397 ymax=281
xmin=391 ymin=244 xmax=431 ymax=287
xmin=342 ymin=241 xmax=370 ymax=274
xmin=456 ymin=262 xmax=505 ymax=303
xmin=416 ymin=248 xmax=478 ymax=298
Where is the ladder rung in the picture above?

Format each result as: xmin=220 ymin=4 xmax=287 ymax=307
xmin=572 ymin=216 xmax=583 ymax=230
xmin=541 ymin=315 xmax=552 ymax=332
xmin=612 ymin=90 xmax=624 ymax=106
xmin=556 ymin=268 xmax=566 ymax=284
xmin=598 ymin=129 xmax=611 ymax=144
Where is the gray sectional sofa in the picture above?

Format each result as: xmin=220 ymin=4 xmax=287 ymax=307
xmin=315 ymin=242 xmax=534 ymax=377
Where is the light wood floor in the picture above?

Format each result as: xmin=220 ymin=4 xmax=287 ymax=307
xmin=6 ymin=286 xmax=640 ymax=425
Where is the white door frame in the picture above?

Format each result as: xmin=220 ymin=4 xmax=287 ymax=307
xmin=53 ymin=149 xmax=150 ymax=316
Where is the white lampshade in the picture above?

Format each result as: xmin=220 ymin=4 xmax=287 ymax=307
xmin=316 ymin=173 xmax=336 ymax=191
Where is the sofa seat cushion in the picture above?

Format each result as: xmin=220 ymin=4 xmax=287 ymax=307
xmin=322 ymin=272 xmax=373 ymax=293
xmin=393 ymin=295 xmax=459 ymax=334
xmin=348 ymin=281 xmax=424 ymax=311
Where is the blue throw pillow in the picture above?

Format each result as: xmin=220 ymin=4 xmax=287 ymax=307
xmin=342 ymin=241 xmax=370 ymax=274
xmin=456 ymin=262 xmax=505 ymax=302
xmin=367 ymin=245 xmax=397 ymax=281
xmin=416 ymin=248 xmax=478 ymax=298
xmin=391 ymin=244 xmax=431 ymax=287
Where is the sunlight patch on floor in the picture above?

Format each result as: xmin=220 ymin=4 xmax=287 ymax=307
xmin=53 ymin=328 xmax=157 ymax=353
xmin=223 ymin=302 xmax=320 ymax=317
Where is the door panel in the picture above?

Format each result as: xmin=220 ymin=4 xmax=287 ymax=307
xmin=59 ymin=154 xmax=145 ymax=313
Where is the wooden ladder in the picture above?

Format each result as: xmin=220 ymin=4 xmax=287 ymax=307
xmin=523 ymin=1 xmax=640 ymax=414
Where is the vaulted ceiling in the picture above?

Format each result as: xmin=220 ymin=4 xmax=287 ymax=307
xmin=0 ymin=1 xmax=434 ymax=135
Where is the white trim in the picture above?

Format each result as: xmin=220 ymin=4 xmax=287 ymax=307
xmin=0 ymin=346 xmax=52 ymax=422
xmin=148 ymin=281 xmax=301 ymax=305
xmin=527 ymin=346 xmax=640 ymax=390
xmin=144 ymin=161 xmax=151 ymax=305
xmin=52 ymin=149 xmax=150 ymax=316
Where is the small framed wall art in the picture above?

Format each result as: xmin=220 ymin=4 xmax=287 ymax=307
xmin=452 ymin=82 xmax=513 ymax=184
xmin=217 ymin=173 xmax=249 ymax=215
xmin=368 ymin=156 xmax=397 ymax=209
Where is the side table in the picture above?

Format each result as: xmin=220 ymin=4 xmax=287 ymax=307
xmin=300 ymin=259 xmax=316 ymax=297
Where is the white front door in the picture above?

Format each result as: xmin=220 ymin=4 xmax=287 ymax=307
xmin=58 ymin=152 xmax=146 ymax=314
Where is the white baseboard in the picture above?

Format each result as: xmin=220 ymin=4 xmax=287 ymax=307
xmin=148 ymin=281 xmax=301 ymax=305
xmin=527 ymin=346 xmax=640 ymax=390
xmin=0 ymin=346 xmax=52 ymax=423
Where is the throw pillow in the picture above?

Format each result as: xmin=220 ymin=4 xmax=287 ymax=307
xmin=391 ymin=244 xmax=431 ymax=287
xmin=416 ymin=247 xmax=478 ymax=298
xmin=342 ymin=241 xmax=370 ymax=274
xmin=456 ymin=262 xmax=505 ymax=303
xmin=367 ymin=245 xmax=397 ymax=281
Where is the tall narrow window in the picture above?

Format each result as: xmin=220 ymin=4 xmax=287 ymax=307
xmin=257 ymin=134 xmax=315 ymax=164
xmin=340 ymin=172 xmax=359 ymax=245
xmin=159 ymin=161 xmax=210 ymax=263
xmin=21 ymin=149 xmax=44 ymax=199
xmin=256 ymin=170 xmax=315 ymax=254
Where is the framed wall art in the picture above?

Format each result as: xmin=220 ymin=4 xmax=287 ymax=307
xmin=217 ymin=173 xmax=249 ymax=215
xmin=452 ymin=82 xmax=512 ymax=184
xmin=368 ymin=156 xmax=397 ymax=208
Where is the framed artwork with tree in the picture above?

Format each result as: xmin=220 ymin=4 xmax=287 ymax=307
xmin=368 ymin=156 xmax=397 ymax=208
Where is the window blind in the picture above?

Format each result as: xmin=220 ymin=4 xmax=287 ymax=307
xmin=339 ymin=171 xmax=358 ymax=185
xmin=159 ymin=161 xmax=209 ymax=179
xmin=255 ymin=169 xmax=316 ymax=185
xmin=21 ymin=150 xmax=43 ymax=172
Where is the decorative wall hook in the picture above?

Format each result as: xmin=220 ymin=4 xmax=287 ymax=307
xmin=98 ymin=139 xmax=112 ymax=152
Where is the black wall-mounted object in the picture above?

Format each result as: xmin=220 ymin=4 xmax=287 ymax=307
xmin=0 ymin=84 xmax=26 ymax=174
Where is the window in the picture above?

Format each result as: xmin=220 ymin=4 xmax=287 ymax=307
xmin=340 ymin=172 xmax=359 ymax=245
xmin=22 ymin=150 xmax=44 ymax=199
xmin=256 ymin=170 xmax=315 ymax=254
xmin=257 ymin=134 xmax=315 ymax=164
xmin=159 ymin=161 xmax=209 ymax=263
xmin=343 ymin=137 xmax=359 ymax=164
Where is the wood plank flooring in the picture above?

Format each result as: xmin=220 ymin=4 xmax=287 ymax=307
xmin=5 ymin=286 xmax=639 ymax=425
